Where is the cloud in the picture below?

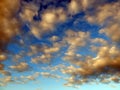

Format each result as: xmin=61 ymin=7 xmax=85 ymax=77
xmin=99 ymin=23 xmax=120 ymax=42
xmin=0 ymin=0 xmax=21 ymax=71
xmin=19 ymin=1 xmax=68 ymax=38
xmin=63 ymin=30 xmax=90 ymax=63
xmin=0 ymin=63 xmax=4 ymax=70
xmin=23 ymin=72 xmax=40 ymax=81
xmin=40 ymin=72 xmax=61 ymax=79
xmin=31 ymin=41 xmax=62 ymax=64
xmin=9 ymin=62 xmax=29 ymax=72
xmin=62 ymin=44 xmax=120 ymax=85
xmin=0 ymin=70 xmax=11 ymax=76
xmin=85 ymin=1 xmax=120 ymax=42
xmin=0 ymin=53 xmax=7 ymax=62
xmin=91 ymin=38 xmax=108 ymax=45
xmin=31 ymin=54 xmax=52 ymax=64
xmin=49 ymin=36 xmax=59 ymax=42
xmin=19 ymin=2 xmax=38 ymax=22
xmin=68 ymin=0 xmax=80 ymax=14
xmin=1 ymin=0 xmax=120 ymax=87
xmin=0 ymin=0 xmax=20 ymax=51
xmin=86 ymin=1 xmax=120 ymax=24
xmin=41 ymin=64 xmax=66 ymax=72
xmin=65 ymin=30 xmax=90 ymax=48
xmin=0 ymin=76 xmax=13 ymax=86
xmin=31 ymin=7 xmax=67 ymax=38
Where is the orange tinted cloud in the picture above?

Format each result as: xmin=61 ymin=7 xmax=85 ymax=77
xmin=0 ymin=0 xmax=20 ymax=51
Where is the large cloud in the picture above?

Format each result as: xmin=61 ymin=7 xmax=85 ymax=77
xmin=0 ymin=0 xmax=21 ymax=70
xmin=0 ymin=0 xmax=20 ymax=51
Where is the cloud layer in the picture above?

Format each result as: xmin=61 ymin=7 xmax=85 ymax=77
xmin=0 ymin=0 xmax=120 ymax=87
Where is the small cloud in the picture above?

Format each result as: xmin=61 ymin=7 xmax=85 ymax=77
xmin=9 ymin=62 xmax=29 ymax=72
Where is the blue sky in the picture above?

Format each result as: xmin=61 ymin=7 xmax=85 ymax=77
xmin=0 ymin=0 xmax=120 ymax=90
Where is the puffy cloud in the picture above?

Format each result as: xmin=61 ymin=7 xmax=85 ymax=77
xmin=84 ymin=1 xmax=119 ymax=22
xmin=65 ymin=30 xmax=90 ymax=50
xmin=63 ymin=30 xmax=90 ymax=63
xmin=0 ymin=53 xmax=7 ymax=62
xmin=31 ymin=54 xmax=52 ymax=64
xmin=0 ymin=72 xmax=41 ymax=85
xmin=36 ymin=8 xmax=67 ymax=35
xmin=68 ymin=0 xmax=80 ymax=14
xmin=22 ymin=29 xmax=119 ymax=85
xmin=44 ymin=47 xmax=60 ymax=54
xmin=85 ymin=1 xmax=120 ymax=42
xmin=0 ymin=76 xmax=13 ymax=86
xmin=31 ymin=42 xmax=62 ymax=64
xmin=91 ymin=38 xmax=108 ymax=45
xmin=20 ymin=1 xmax=68 ymax=38
xmin=99 ymin=23 xmax=120 ymax=42
xmin=9 ymin=62 xmax=29 ymax=72
xmin=25 ymin=72 xmax=40 ymax=81
xmin=67 ymin=0 xmax=110 ymax=15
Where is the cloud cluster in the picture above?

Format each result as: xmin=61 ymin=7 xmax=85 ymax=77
xmin=1 ymin=0 xmax=120 ymax=87
xmin=62 ymin=44 xmax=120 ymax=85
xmin=0 ymin=72 xmax=40 ymax=86
xmin=85 ymin=1 xmax=120 ymax=42
xmin=63 ymin=30 xmax=90 ymax=63
xmin=19 ymin=0 xmax=69 ymax=38
xmin=31 ymin=43 xmax=61 ymax=64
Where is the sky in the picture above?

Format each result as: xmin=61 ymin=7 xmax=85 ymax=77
xmin=0 ymin=0 xmax=120 ymax=90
